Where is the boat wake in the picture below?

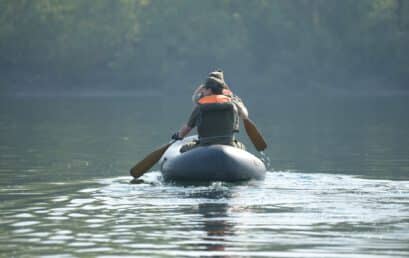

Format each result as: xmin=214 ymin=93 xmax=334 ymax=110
xmin=2 ymin=171 xmax=409 ymax=257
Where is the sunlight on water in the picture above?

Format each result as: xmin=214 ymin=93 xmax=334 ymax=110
xmin=1 ymin=96 xmax=409 ymax=257
xmin=1 ymin=171 xmax=408 ymax=257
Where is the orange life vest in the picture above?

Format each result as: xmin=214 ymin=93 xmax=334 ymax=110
xmin=198 ymin=94 xmax=232 ymax=104
xmin=196 ymin=94 xmax=237 ymax=144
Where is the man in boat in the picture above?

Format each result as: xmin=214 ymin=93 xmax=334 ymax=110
xmin=172 ymin=70 xmax=248 ymax=152
xmin=191 ymin=70 xmax=234 ymax=103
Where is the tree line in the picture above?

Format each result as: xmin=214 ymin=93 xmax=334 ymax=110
xmin=1 ymin=0 xmax=408 ymax=95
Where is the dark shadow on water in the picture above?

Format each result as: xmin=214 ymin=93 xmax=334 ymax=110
xmin=180 ymin=182 xmax=236 ymax=257
xmin=129 ymin=178 xmax=145 ymax=184
xmin=198 ymin=202 xmax=234 ymax=256
xmin=129 ymin=175 xmax=240 ymax=255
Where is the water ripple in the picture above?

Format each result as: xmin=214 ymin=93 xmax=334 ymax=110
xmin=0 ymin=172 xmax=408 ymax=257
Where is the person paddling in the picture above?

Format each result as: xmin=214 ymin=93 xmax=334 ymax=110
xmin=130 ymin=70 xmax=267 ymax=179
xmin=172 ymin=70 xmax=248 ymax=152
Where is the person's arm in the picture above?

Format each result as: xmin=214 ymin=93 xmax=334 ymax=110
xmin=172 ymin=124 xmax=192 ymax=140
xmin=233 ymin=96 xmax=249 ymax=119
xmin=172 ymin=106 xmax=199 ymax=139
xmin=192 ymin=84 xmax=205 ymax=103
xmin=178 ymin=124 xmax=192 ymax=138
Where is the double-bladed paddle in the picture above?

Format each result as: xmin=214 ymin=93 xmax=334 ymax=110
xmin=130 ymin=140 xmax=175 ymax=178
xmin=243 ymin=118 xmax=267 ymax=151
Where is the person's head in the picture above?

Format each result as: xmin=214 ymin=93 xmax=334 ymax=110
xmin=202 ymin=69 xmax=225 ymax=95
xmin=208 ymin=69 xmax=224 ymax=81
xmin=204 ymin=77 xmax=224 ymax=95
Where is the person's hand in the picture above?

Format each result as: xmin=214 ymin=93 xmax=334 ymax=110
xmin=171 ymin=132 xmax=182 ymax=140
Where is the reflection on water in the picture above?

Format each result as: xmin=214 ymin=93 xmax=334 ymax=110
xmin=1 ymin=96 xmax=409 ymax=257
xmin=1 ymin=172 xmax=408 ymax=257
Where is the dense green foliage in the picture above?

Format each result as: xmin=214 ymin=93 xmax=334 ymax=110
xmin=1 ymin=0 xmax=408 ymax=94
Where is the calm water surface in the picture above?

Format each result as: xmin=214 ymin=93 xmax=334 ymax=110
xmin=0 ymin=95 xmax=408 ymax=257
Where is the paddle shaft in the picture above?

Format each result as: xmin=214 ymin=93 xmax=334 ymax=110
xmin=130 ymin=141 xmax=175 ymax=178
xmin=243 ymin=118 xmax=267 ymax=151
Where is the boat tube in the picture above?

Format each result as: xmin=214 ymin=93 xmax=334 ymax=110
xmin=159 ymin=136 xmax=266 ymax=182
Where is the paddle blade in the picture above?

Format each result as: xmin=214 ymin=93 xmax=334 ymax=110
xmin=243 ymin=118 xmax=267 ymax=151
xmin=130 ymin=142 xmax=173 ymax=178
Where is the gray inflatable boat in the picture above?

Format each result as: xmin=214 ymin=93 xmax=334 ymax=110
xmin=159 ymin=136 xmax=266 ymax=182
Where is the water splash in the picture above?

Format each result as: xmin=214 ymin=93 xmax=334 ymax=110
xmin=259 ymin=151 xmax=272 ymax=170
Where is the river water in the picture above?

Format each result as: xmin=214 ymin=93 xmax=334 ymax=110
xmin=0 ymin=95 xmax=408 ymax=257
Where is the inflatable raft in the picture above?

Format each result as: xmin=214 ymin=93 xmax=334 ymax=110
xmin=159 ymin=136 xmax=266 ymax=182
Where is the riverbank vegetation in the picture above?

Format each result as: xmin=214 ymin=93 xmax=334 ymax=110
xmin=1 ymin=0 xmax=408 ymax=95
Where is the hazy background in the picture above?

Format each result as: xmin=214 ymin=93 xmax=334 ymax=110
xmin=1 ymin=0 xmax=408 ymax=96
